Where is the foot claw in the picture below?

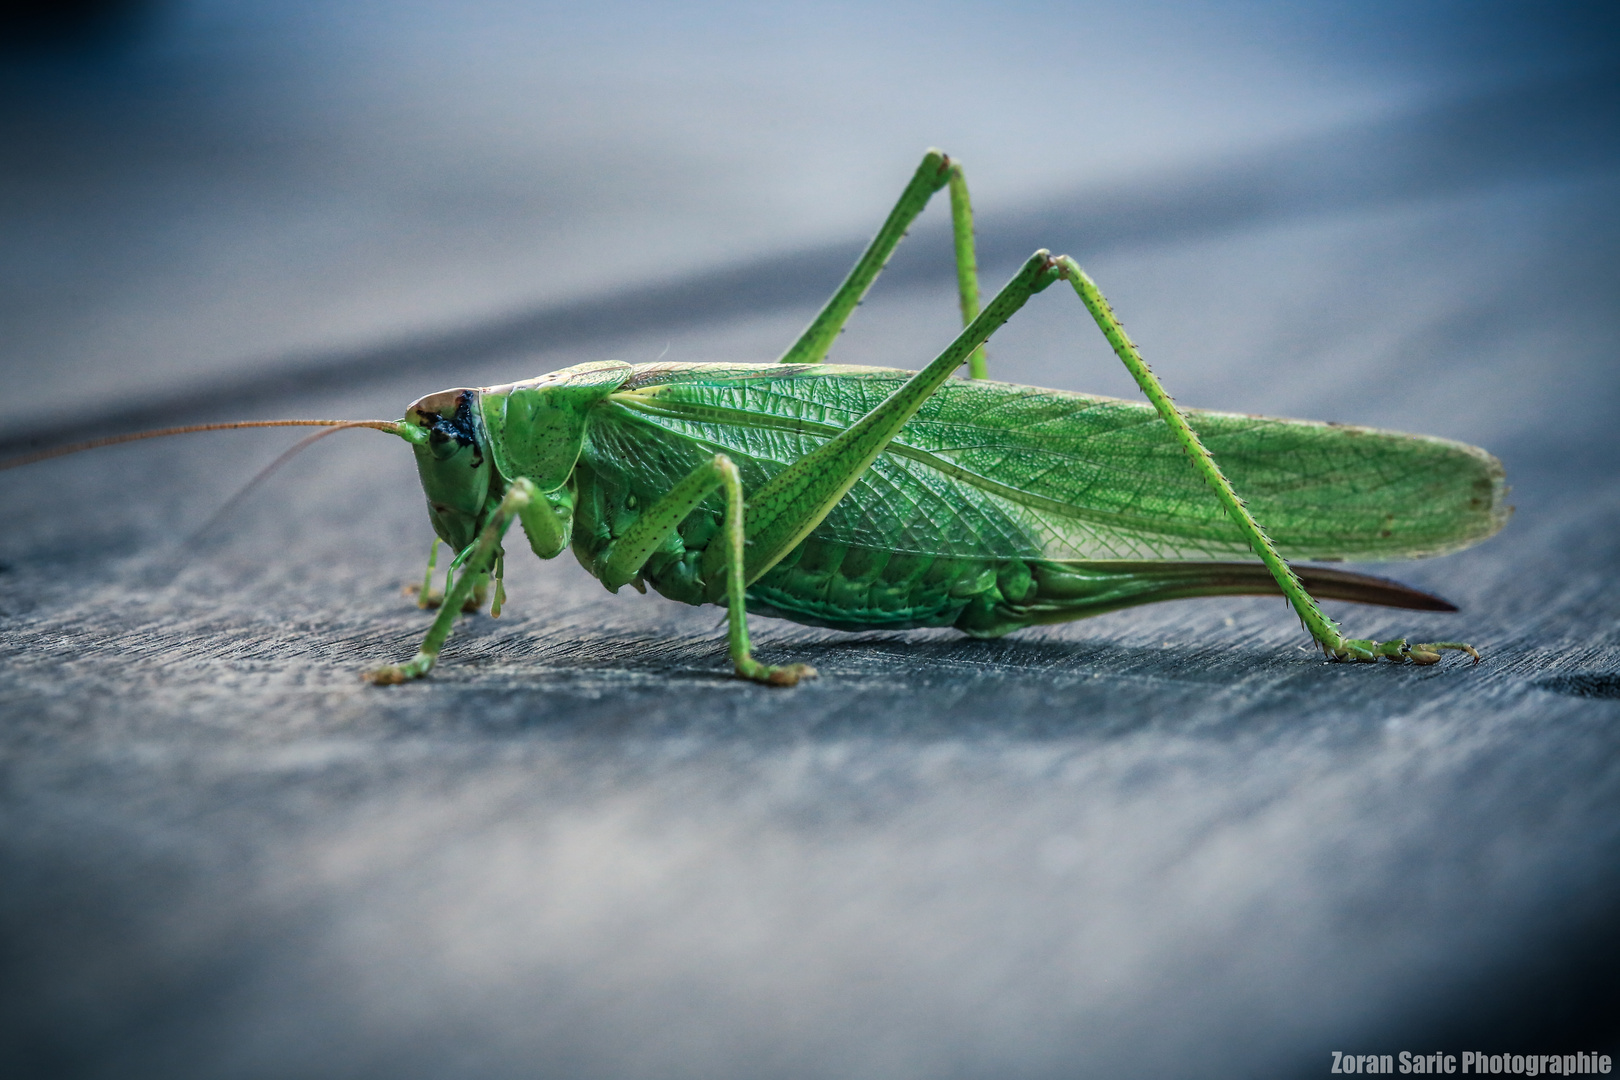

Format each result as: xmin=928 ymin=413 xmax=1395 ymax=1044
xmin=362 ymin=652 xmax=434 ymax=685
xmin=403 ymin=584 xmax=444 ymax=609
xmin=362 ymin=665 xmax=409 ymax=685
xmin=1412 ymin=642 xmax=1480 ymax=665
xmin=736 ymin=660 xmax=818 ymax=687
xmin=766 ymin=663 xmax=818 ymax=687
xmin=404 ymin=583 xmax=485 ymax=613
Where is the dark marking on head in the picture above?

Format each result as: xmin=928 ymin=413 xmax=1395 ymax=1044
xmin=421 ymin=392 xmax=484 ymax=467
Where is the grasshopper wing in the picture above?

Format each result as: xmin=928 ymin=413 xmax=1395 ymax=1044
xmin=600 ymin=363 xmax=1508 ymax=564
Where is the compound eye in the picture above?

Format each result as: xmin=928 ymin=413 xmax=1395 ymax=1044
xmin=427 ymin=419 xmax=469 ymax=460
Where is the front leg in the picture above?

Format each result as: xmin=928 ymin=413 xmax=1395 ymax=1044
xmin=364 ymin=480 xmax=535 ymax=684
xmin=409 ymin=538 xmax=491 ymax=613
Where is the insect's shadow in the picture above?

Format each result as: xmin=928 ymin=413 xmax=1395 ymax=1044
xmin=401 ymin=624 xmax=1466 ymax=748
xmin=1533 ymin=672 xmax=1620 ymax=699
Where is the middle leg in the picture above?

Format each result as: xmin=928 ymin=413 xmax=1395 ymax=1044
xmin=593 ymin=453 xmax=817 ymax=686
xmin=410 ymin=537 xmax=491 ymax=613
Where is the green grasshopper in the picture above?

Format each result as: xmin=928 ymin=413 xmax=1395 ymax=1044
xmin=7 ymin=150 xmax=1507 ymax=685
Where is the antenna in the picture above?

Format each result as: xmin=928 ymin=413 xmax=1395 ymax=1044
xmin=0 ymin=419 xmax=404 ymax=472
xmin=187 ymin=423 xmax=412 ymax=544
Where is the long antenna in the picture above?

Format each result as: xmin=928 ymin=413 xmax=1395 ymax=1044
xmin=0 ymin=419 xmax=403 ymax=472
xmin=187 ymin=423 xmax=385 ymax=543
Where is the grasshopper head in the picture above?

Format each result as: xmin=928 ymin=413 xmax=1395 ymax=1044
xmin=404 ymin=387 xmax=494 ymax=552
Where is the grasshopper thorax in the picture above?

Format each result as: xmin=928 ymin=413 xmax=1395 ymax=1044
xmin=405 ymin=387 xmax=495 ymax=552
xmin=476 ymin=360 xmax=634 ymax=492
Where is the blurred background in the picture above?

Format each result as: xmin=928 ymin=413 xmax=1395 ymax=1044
xmin=3 ymin=0 xmax=1616 ymax=434
xmin=1 ymin=2 xmax=1618 ymax=1078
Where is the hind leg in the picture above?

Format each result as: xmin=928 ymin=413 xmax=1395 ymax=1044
xmin=1049 ymin=255 xmax=1477 ymax=665
xmin=780 ymin=149 xmax=989 ymax=378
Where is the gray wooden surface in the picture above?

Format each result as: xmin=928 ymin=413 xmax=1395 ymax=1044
xmin=2 ymin=6 xmax=1618 ymax=1077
